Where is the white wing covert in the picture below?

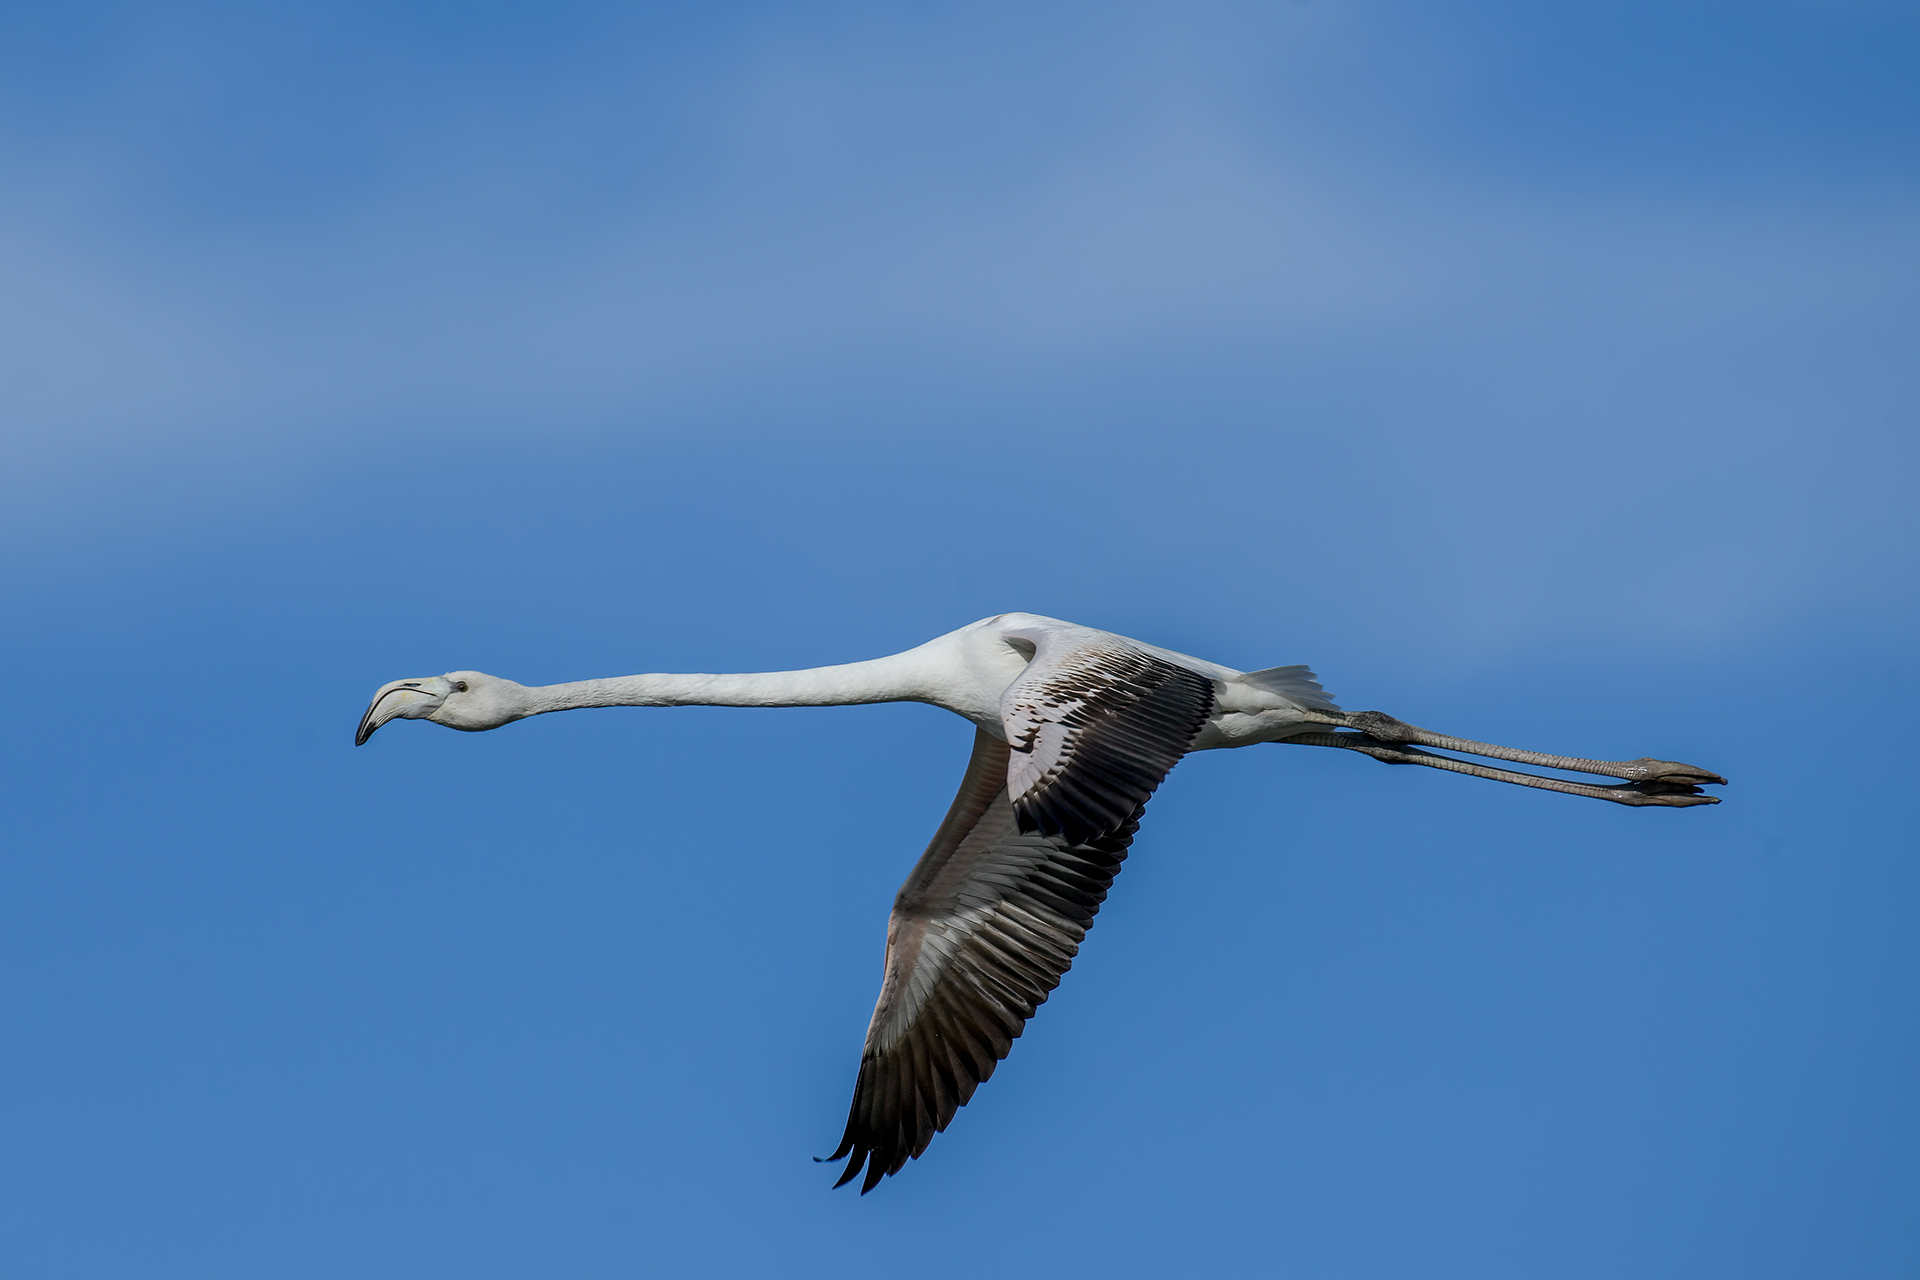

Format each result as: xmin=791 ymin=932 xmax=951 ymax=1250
xmin=1000 ymin=625 xmax=1217 ymax=846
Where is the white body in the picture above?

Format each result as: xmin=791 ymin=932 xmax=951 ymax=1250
xmin=876 ymin=613 xmax=1338 ymax=751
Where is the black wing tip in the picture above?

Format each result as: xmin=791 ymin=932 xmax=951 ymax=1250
xmin=823 ymin=1132 xmax=920 ymax=1193
xmin=819 ymin=1134 xmax=880 ymax=1191
xmin=822 ymin=1149 xmax=882 ymax=1193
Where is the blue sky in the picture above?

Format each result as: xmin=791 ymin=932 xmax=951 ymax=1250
xmin=2 ymin=2 xmax=1916 ymax=1276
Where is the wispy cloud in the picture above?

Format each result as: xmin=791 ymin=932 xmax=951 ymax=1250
xmin=1 ymin=1 xmax=1914 ymax=650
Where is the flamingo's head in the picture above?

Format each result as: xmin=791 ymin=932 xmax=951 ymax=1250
xmin=355 ymin=671 xmax=530 ymax=744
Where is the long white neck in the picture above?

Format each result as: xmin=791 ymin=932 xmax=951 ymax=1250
xmin=522 ymin=648 xmax=938 ymax=715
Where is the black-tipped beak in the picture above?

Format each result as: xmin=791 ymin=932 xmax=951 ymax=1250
xmin=356 ymin=679 xmax=439 ymax=745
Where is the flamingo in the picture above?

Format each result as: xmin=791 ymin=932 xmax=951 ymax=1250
xmin=355 ymin=612 xmax=1724 ymax=1192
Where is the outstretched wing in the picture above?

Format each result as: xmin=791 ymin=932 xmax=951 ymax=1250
xmin=827 ymin=641 xmax=1214 ymax=1192
xmin=825 ymin=729 xmax=1142 ymax=1192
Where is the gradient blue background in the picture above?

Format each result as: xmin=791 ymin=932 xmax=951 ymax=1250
xmin=3 ymin=2 xmax=1917 ymax=1276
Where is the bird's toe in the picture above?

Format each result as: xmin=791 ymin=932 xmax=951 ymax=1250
xmin=1609 ymin=780 xmax=1721 ymax=807
xmin=1622 ymin=758 xmax=1727 ymax=788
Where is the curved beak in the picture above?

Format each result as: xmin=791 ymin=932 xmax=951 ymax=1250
xmin=356 ymin=677 xmax=449 ymax=745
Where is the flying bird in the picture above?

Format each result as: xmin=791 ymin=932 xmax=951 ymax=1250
xmin=356 ymin=613 xmax=1724 ymax=1192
